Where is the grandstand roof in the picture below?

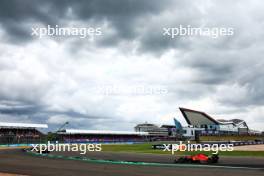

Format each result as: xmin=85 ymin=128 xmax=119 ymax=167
xmin=179 ymin=107 xmax=248 ymax=127
xmin=179 ymin=107 xmax=219 ymax=125
xmin=134 ymin=123 xmax=159 ymax=128
xmin=59 ymin=129 xmax=148 ymax=136
xmin=217 ymin=119 xmax=244 ymax=124
xmin=0 ymin=122 xmax=48 ymax=128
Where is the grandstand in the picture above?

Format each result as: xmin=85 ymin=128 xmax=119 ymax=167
xmin=179 ymin=107 xmax=249 ymax=135
xmin=172 ymin=107 xmax=264 ymax=141
xmin=0 ymin=122 xmax=48 ymax=145
xmin=134 ymin=123 xmax=169 ymax=136
xmin=57 ymin=129 xmax=149 ymax=143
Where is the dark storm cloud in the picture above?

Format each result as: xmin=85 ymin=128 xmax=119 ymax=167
xmin=0 ymin=99 xmax=114 ymax=131
xmin=0 ymin=0 xmax=62 ymax=42
xmin=0 ymin=105 xmax=38 ymax=115
xmin=0 ymin=0 xmax=208 ymax=53
xmin=0 ymin=99 xmax=111 ymax=119
xmin=0 ymin=100 xmax=39 ymax=114
xmin=0 ymin=0 xmax=173 ymax=43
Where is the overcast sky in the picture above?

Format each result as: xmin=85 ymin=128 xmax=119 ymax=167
xmin=0 ymin=0 xmax=264 ymax=132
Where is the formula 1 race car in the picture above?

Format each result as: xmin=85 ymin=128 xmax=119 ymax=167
xmin=174 ymin=153 xmax=219 ymax=164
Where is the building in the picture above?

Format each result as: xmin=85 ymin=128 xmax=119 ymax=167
xmin=0 ymin=122 xmax=48 ymax=144
xmin=134 ymin=123 xmax=170 ymax=137
xmin=178 ymin=107 xmax=249 ymax=136
xmin=160 ymin=125 xmax=177 ymax=136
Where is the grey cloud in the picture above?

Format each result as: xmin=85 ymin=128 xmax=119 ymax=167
xmin=0 ymin=99 xmax=114 ymax=132
xmin=0 ymin=0 xmax=173 ymax=44
xmin=0 ymin=0 xmax=264 ymax=131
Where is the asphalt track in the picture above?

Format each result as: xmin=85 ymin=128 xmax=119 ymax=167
xmin=0 ymin=149 xmax=263 ymax=176
xmin=52 ymin=150 xmax=264 ymax=168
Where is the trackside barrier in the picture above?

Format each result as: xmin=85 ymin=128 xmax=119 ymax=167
xmin=0 ymin=142 xmax=142 ymax=147
xmin=200 ymin=141 xmax=264 ymax=146
xmin=152 ymin=141 xmax=264 ymax=150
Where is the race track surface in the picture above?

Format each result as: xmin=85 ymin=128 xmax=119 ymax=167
xmin=0 ymin=149 xmax=263 ymax=176
xmin=52 ymin=150 xmax=264 ymax=168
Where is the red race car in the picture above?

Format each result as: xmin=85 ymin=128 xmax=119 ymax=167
xmin=174 ymin=153 xmax=219 ymax=164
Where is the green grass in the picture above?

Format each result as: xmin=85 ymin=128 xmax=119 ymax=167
xmin=102 ymin=143 xmax=264 ymax=157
